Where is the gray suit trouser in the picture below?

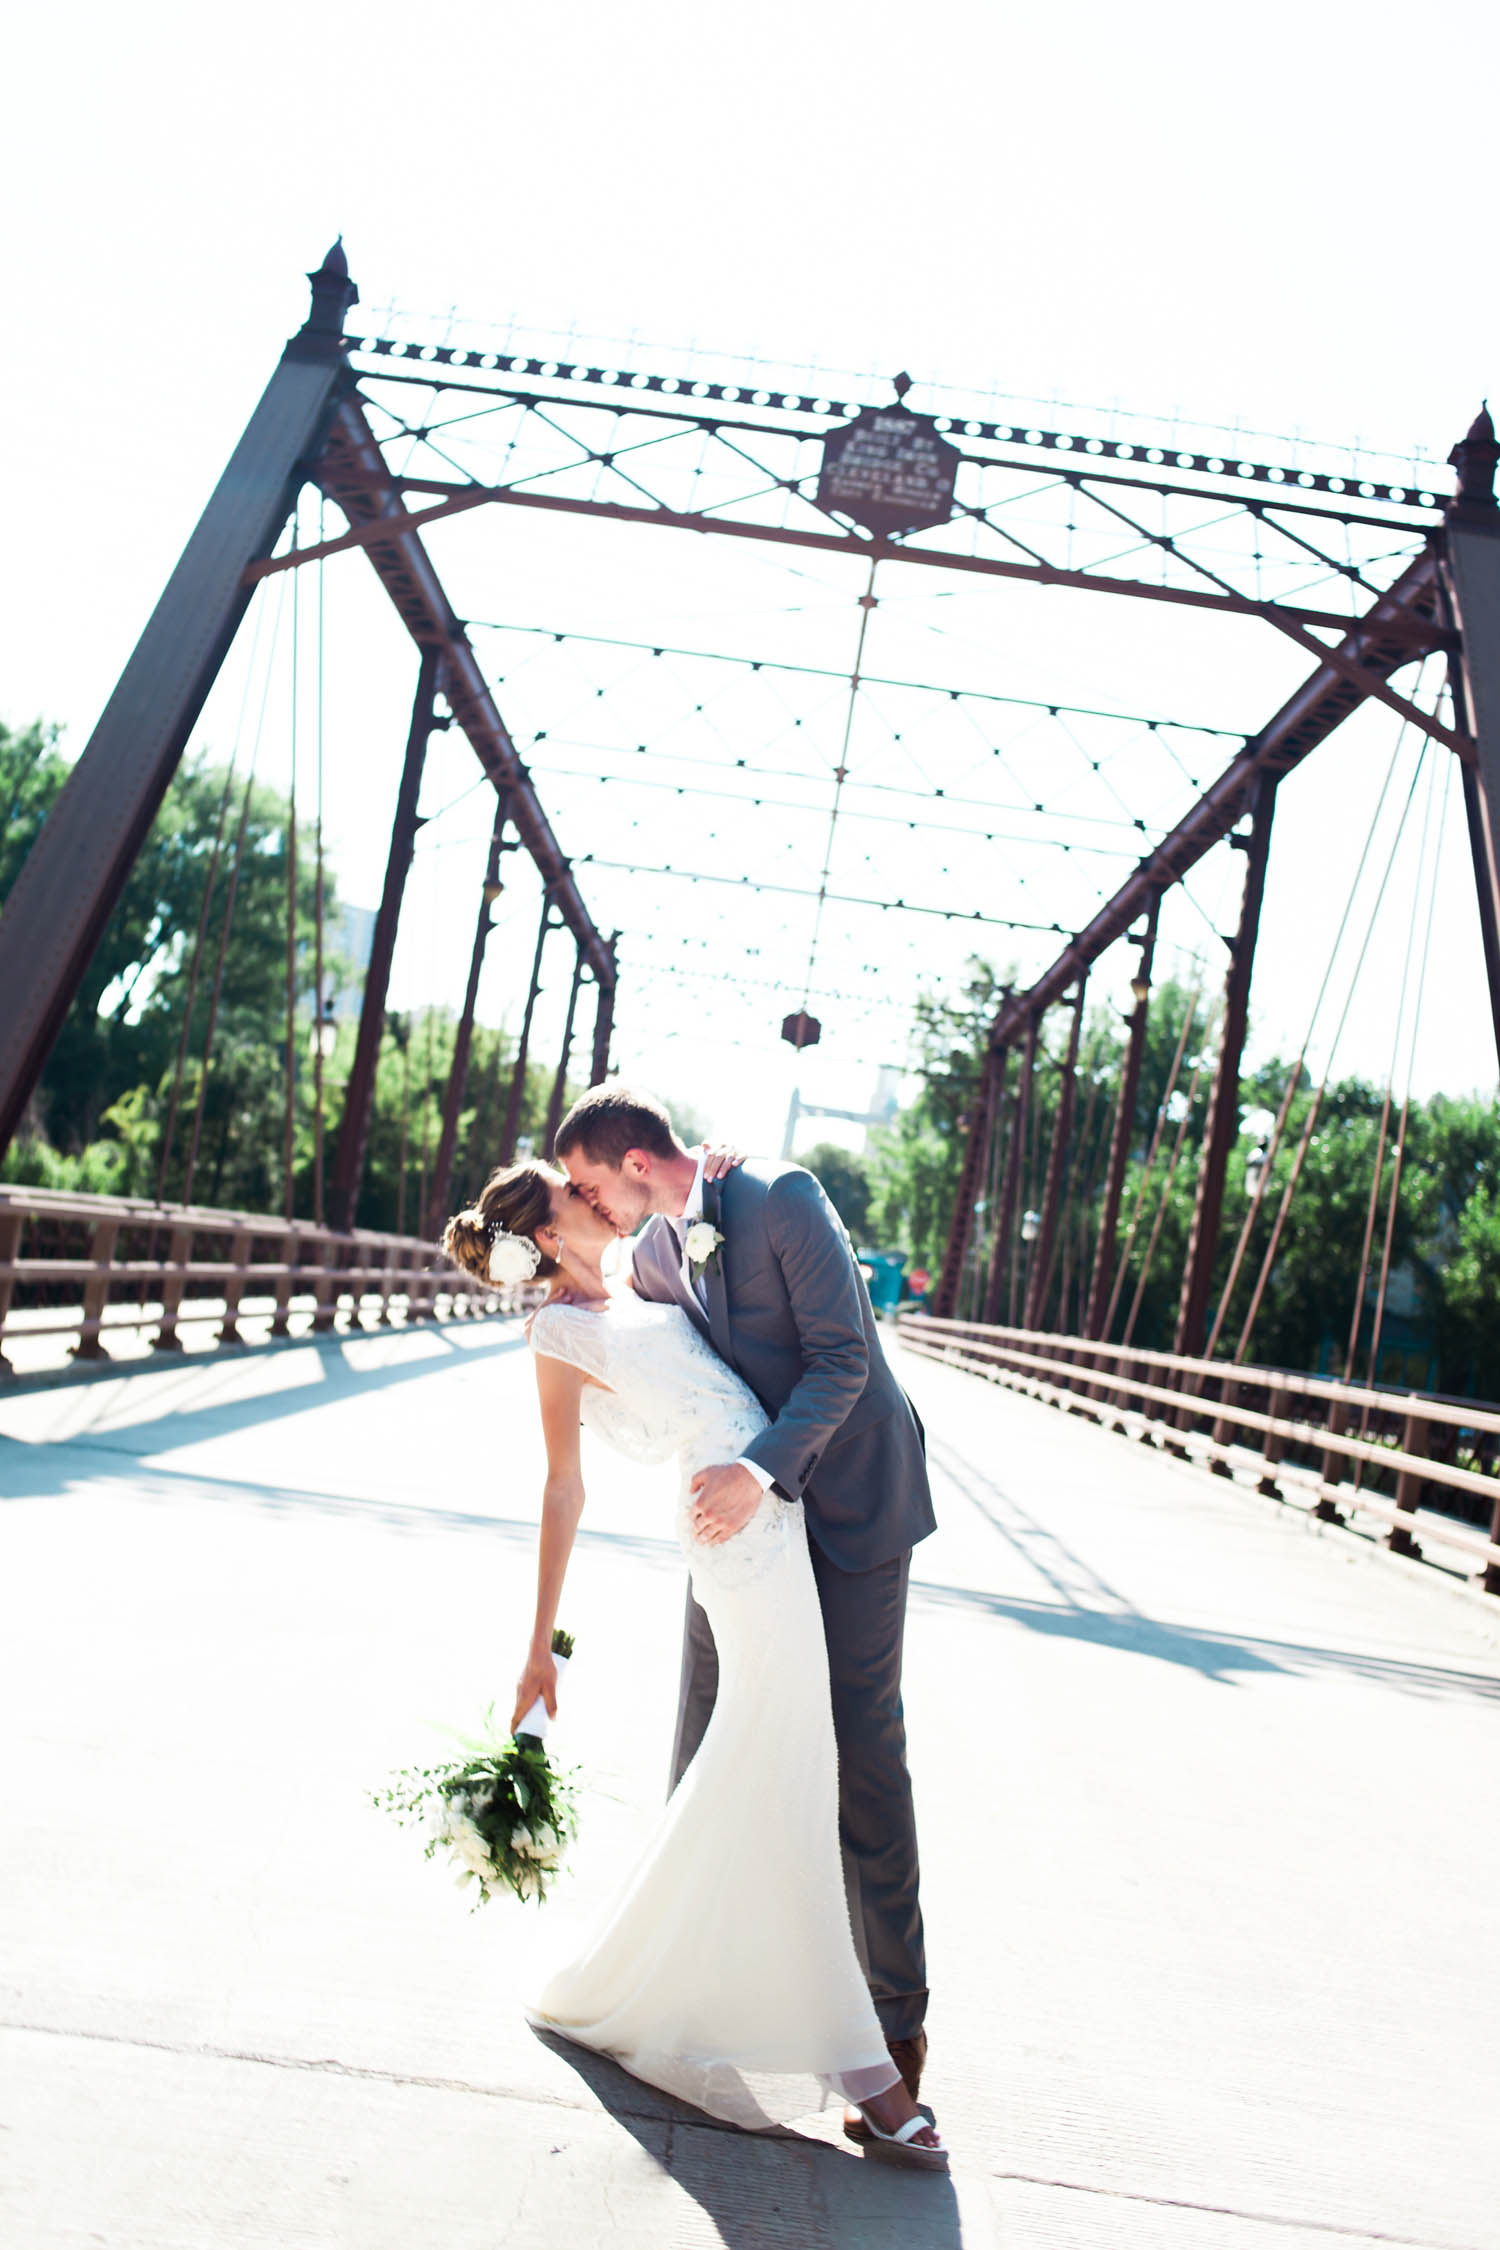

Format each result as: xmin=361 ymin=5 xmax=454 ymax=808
xmin=669 ymin=1542 xmax=928 ymax=2044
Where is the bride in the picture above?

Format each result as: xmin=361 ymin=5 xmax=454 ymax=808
xmin=443 ymin=1158 xmax=948 ymax=2171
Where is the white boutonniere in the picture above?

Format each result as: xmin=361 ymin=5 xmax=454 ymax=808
xmin=683 ymin=1220 xmax=724 ymax=1278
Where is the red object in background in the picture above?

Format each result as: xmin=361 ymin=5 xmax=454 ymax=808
xmin=908 ymin=1267 xmax=930 ymax=1295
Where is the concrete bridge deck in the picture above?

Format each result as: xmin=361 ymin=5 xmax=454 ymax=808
xmin=1 ymin=1319 xmax=1497 ymax=2250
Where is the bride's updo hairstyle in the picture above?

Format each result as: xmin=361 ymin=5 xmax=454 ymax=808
xmin=442 ymin=1161 xmax=562 ymax=1285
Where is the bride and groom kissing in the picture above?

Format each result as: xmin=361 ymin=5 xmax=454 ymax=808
xmin=442 ymin=1083 xmax=946 ymax=2171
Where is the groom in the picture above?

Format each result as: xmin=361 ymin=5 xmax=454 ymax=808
xmin=554 ymin=1083 xmax=937 ymax=2127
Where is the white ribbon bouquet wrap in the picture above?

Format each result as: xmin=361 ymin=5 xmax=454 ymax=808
xmin=372 ymin=1629 xmax=579 ymax=1906
xmin=516 ymin=1650 xmax=569 ymax=1743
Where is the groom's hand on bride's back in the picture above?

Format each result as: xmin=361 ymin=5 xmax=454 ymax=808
xmin=688 ymin=1461 xmax=763 ymax=1544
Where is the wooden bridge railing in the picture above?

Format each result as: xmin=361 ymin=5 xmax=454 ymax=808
xmin=0 ymin=1185 xmax=515 ymax=1375
xmin=898 ymin=1312 xmax=1500 ymax=1598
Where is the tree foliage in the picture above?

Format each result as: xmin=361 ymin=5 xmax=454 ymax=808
xmin=0 ymin=724 xmax=582 ymax=1229
xmin=860 ymin=940 xmax=1500 ymax=1400
xmin=799 ymin=1141 xmax=873 ymax=1240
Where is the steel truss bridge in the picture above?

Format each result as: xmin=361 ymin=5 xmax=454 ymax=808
xmin=1 ymin=244 xmax=1497 ymax=1583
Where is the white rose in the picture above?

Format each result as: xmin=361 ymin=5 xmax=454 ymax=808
xmin=446 ymin=1813 xmax=495 ymax=1880
xmin=684 ymin=1222 xmax=721 ymax=1265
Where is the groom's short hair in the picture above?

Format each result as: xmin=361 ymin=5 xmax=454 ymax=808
xmin=554 ymin=1084 xmax=683 ymax=1168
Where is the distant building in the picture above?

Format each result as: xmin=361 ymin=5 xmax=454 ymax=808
xmin=328 ymin=904 xmax=377 ymax=1020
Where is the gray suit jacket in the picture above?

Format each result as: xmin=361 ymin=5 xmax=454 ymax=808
xmin=631 ymin=1160 xmax=935 ymax=1573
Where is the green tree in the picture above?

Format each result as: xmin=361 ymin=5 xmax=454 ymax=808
xmin=800 ymin=1141 xmax=873 ymax=1239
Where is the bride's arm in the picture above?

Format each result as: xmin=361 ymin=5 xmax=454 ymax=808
xmin=511 ymin=1353 xmax=587 ymax=1733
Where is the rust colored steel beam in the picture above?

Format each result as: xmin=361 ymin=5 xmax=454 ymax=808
xmin=933 ymin=1045 xmax=1006 ymax=1323
xmin=982 ymin=1021 xmax=1035 ymax=1325
xmin=543 ymin=947 xmax=587 ymax=1155
xmin=1084 ymin=895 xmax=1158 ymax=1341
xmin=985 ymin=550 xmax=1444 ymax=1059
xmin=0 ymin=247 xmax=358 ymax=1156
xmin=1025 ymin=979 xmax=1086 ymax=1331
xmin=346 ymin=339 xmax=1445 ymax=526
xmin=307 ymin=395 xmax=616 ymax=995
xmin=1439 ymin=420 xmax=1500 ymax=1076
xmin=250 ymin=472 xmax=1439 ymax=649
xmin=327 ymin=652 xmax=443 ymax=1234
xmin=426 ymin=802 xmax=508 ymax=1239
xmin=590 ymin=940 xmax=617 ymax=1085
xmin=501 ymin=893 xmax=557 ymax=1164
xmin=1174 ymin=769 xmax=1277 ymax=1358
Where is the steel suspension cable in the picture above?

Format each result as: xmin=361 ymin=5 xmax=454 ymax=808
xmin=1043 ymin=1060 xmax=1101 ymax=1330
xmin=1232 ymin=739 xmax=1431 ymax=1364
xmin=1203 ymin=677 xmax=1426 ymax=1358
xmin=155 ymin=753 xmax=240 ymax=1203
xmin=1342 ymin=747 xmax=1440 ymax=1380
xmin=1363 ymin=754 xmax=1451 ymax=1395
xmin=801 ymin=558 xmax=877 ymax=1011
xmin=180 ymin=575 xmax=288 ymax=1206
xmin=1120 ymin=1008 xmax=1221 ymax=1348
xmin=284 ymin=517 xmax=300 ymax=1224
xmin=153 ymin=597 xmax=276 ymax=1200
xmin=312 ymin=504 xmax=328 ymax=1227
xmin=1101 ymin=981 xmax=1203 ymax=1339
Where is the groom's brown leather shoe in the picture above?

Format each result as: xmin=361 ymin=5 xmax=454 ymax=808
xmin=843 ymin=2030 xmax=930 ymax=2143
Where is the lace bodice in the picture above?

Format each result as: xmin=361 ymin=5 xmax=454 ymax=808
xmin=528 ymin=1293 xmax=768 ymax=1468
xmin=528 ymin=1293 xmax=792 ymax=1589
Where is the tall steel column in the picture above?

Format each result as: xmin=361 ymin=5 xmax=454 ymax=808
xmin=1024 ymin=979 xmax=1086 ymax=1330
xmin=982 ymin=1019 xmax=1035 ymax=1324
xmin=1084 ymin=897 xmax=1159 ymax=1340
xmin=1174 ymin=769 xmax=1278 ymax=1356
xmin=425 ymin=800 xmax=508 ymax=1239
xmin=543 ymin=946 xmax=586 ymax=1154
xmin=500 ymin=890 xmax=558 ymax=1163
xmin=933 ymin=1045 xmax=1005 ymax=1321
xmin=0 ymin=244 xmax=358 ymax=1156
xmin=1439 ymin=407 xmax=1500 ymax=1075
xmin=590 ymin=936 xmax=618 ymax=1085
xmin=326 ymin=650 xmax=443 ymax=1232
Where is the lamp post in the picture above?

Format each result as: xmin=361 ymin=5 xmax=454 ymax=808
xmin=1020 ymin=1206 xmax=1041 ymax=1327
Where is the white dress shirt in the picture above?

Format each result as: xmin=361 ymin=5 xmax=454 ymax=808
xmin=669 ymin=1148 xmax=773 ymax=1495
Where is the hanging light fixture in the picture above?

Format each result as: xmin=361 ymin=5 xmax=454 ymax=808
xmin=308 ymin=993 xmax=338 ymax=1059
xmin=1244 ymin=1137 xmax=1269 ymax=1198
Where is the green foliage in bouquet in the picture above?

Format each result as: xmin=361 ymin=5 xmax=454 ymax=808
xmin=372 ymin=1629 xmax=579 ymax=1907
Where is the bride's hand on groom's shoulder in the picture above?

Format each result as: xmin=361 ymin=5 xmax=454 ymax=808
xmin=701 ymin=1141 xmax=748 ymax=1182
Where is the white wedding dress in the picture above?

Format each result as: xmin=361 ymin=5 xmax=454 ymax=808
xmin=525 ymin=1290 xmax=900 ymax=2129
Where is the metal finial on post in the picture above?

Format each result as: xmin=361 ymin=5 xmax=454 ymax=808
xmin=290 ymin=239 xmax=360 ymax=359
xmin=1446 ymin=403 xmax=1499 ymax=526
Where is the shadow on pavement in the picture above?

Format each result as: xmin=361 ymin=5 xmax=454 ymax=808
xmin=532 ymin=2028 xmax=966 ymax=2246
xmin=0 ymin=1321 xmax=527 ymax=1472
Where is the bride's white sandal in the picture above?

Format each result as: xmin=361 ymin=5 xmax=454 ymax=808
xmin=856 ymin=2104 xmax=950 ymax=2172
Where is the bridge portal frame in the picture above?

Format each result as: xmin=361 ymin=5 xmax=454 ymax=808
xmin=0 ymin=247 xmax=1494 ymax=1311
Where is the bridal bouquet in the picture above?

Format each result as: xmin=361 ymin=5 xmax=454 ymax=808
xmin=372 ymin=1629 xmax=579 ymax=1907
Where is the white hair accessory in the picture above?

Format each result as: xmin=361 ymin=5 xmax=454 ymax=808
xmin=487 ymin=1229 xmax=543 ymax=1285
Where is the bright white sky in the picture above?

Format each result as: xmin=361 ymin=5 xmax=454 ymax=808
xmin=5 ymin=1 xmax=1498 ymax=1163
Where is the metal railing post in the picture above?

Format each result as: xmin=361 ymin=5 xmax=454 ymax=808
xmin=72 ymin=1219 xmax=120 ymax=1360
xmin=151 ymin=1222 xmax=196 ymax=1351
xmin=219 ymin=1228 xmax=253 ymax=1345
xmin=0 ymin=1210 xmax=21 ymax=1376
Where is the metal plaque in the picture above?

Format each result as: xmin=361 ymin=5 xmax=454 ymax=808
xmin=816 ymin=407 xmax=959 ymax=539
